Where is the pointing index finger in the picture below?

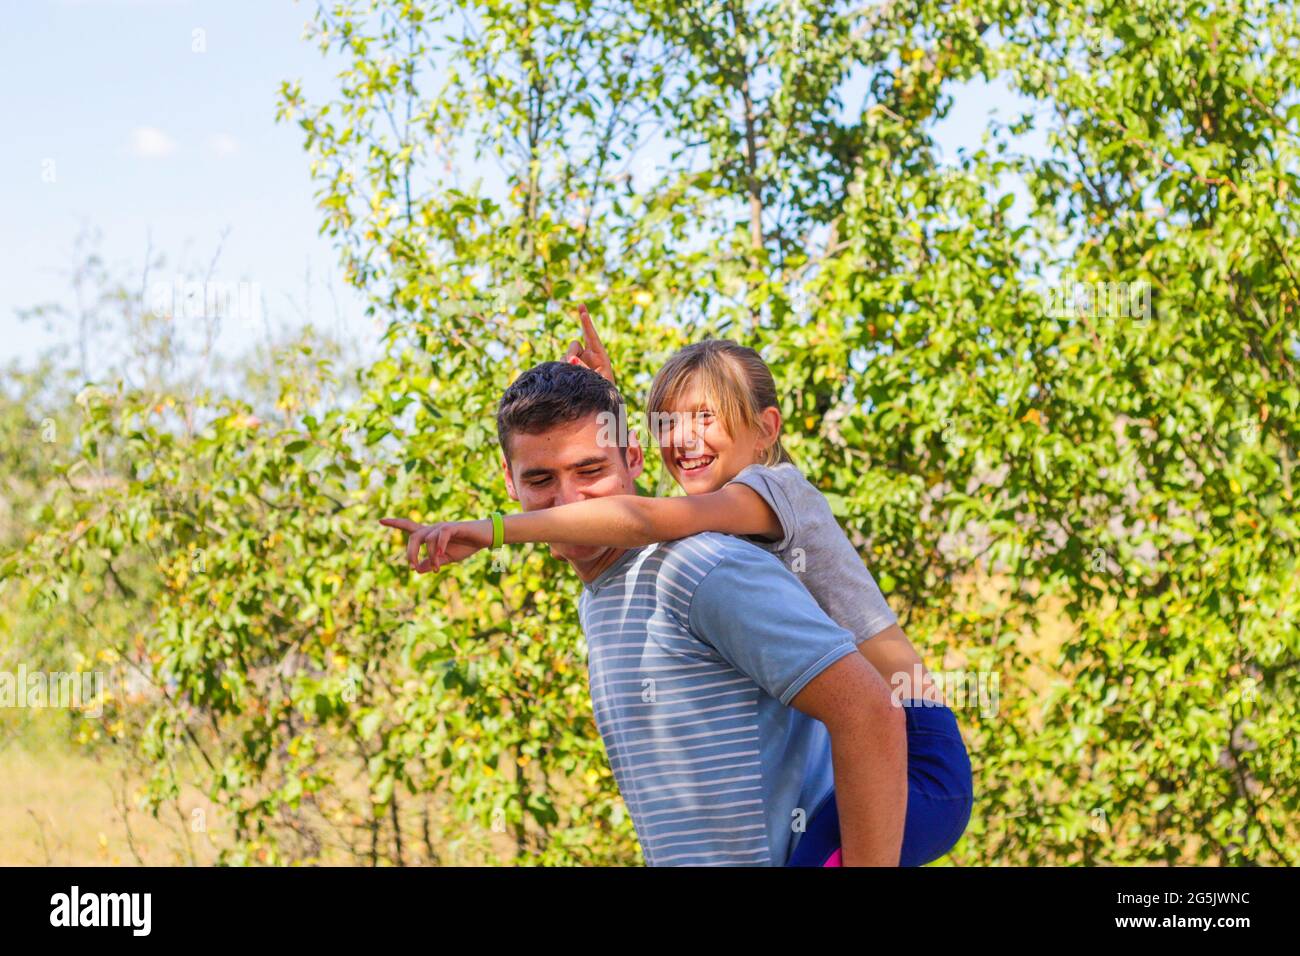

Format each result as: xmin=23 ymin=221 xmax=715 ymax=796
xmin=577 ymin=303 xmax=607 ymax=357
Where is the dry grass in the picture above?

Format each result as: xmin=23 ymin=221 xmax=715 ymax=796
xmin=0 ymin=718 xmax=220 ymax=865
xmin=0 ymin=712 xmax=539 ymax=866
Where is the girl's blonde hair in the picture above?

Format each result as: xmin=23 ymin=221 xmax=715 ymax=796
xmin=646 ymin=339 xmax=793 ymax=468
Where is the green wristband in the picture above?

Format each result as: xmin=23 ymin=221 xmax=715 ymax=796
xmin=490 ymin=512 xmax=504 ymax=550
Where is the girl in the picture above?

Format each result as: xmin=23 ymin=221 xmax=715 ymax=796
xmin=383 ymin=317 xmax=973 ymax=867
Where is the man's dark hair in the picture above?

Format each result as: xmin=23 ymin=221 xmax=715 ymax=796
xmin=496 ymin=361 xmax=628 ymax=461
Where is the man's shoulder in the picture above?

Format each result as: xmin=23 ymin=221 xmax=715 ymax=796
xmin=653 ymin=532 xmax=790 ymax=597
xmin=651 ymin=532 xmax=731 ymax=585
xmin=656 ymin=530 xmax=778 ymax=562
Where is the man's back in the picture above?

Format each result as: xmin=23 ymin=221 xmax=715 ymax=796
xmin=577 ymin=531 xmax=860 ymax=865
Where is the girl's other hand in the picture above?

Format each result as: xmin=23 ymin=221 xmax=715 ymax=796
xmin=379 ymin=517 xmax=493 ymax=573
xmin=562 ymin=303 xmax=616 ymax=385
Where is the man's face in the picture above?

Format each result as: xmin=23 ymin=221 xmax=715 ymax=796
xmin=503 ymin=413 xmax=644 ymax=575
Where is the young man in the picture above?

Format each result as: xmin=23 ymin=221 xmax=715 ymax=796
xmin=397 ymin=362 xmax=907 ymax=865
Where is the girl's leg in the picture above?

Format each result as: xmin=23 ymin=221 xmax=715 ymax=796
xmin=785 ymin=701 xmax=973 ymax=867
xmin=898 ymin=701 xmax=973 ymax=867
xmin=785 ymin=788 xmax=841 ymax=866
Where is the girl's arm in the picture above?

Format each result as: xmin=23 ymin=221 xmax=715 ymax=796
xmin=502 ymin=484 xmax=782 ymax=548
xmin=381 ymin=485 xmax=783 ymax=574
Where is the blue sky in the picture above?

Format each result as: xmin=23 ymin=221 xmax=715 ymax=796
xmin=0 ymin=0 xmax=371 ymax=369
xmin=1 ymin=0 xmax=1044 ymax=372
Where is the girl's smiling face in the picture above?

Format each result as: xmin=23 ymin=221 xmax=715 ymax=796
xmin=657 ymin=380 xmax=766 ymax=494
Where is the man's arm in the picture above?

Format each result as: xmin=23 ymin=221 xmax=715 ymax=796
xmin=789 ymin=652 xmax=907 ymax=866
xmin=687 ymin=542 xmax=909 ymax=866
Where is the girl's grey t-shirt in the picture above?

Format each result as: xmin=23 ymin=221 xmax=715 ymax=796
xmin=727 ymin=462 xmax=897 ymax=644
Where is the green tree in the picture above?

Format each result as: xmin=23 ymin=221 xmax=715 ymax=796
xmin=6 ymin=0 xmax=1296 ymax=865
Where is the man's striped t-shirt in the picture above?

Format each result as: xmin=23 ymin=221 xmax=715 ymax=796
xmin=576 ymin=531 xmax=860 ymax=866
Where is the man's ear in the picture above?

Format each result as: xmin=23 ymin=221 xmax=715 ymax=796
xmin=502 ymin=455 xmax=520 ymax=502
xmin=625 ymin=429 xmax=645 ymax=483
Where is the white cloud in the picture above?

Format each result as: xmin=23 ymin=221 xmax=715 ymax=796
xmin=129 ymin=126 xmax=178 ymax=158
xmin=208 ymin=133 xmax=239 ymax=157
